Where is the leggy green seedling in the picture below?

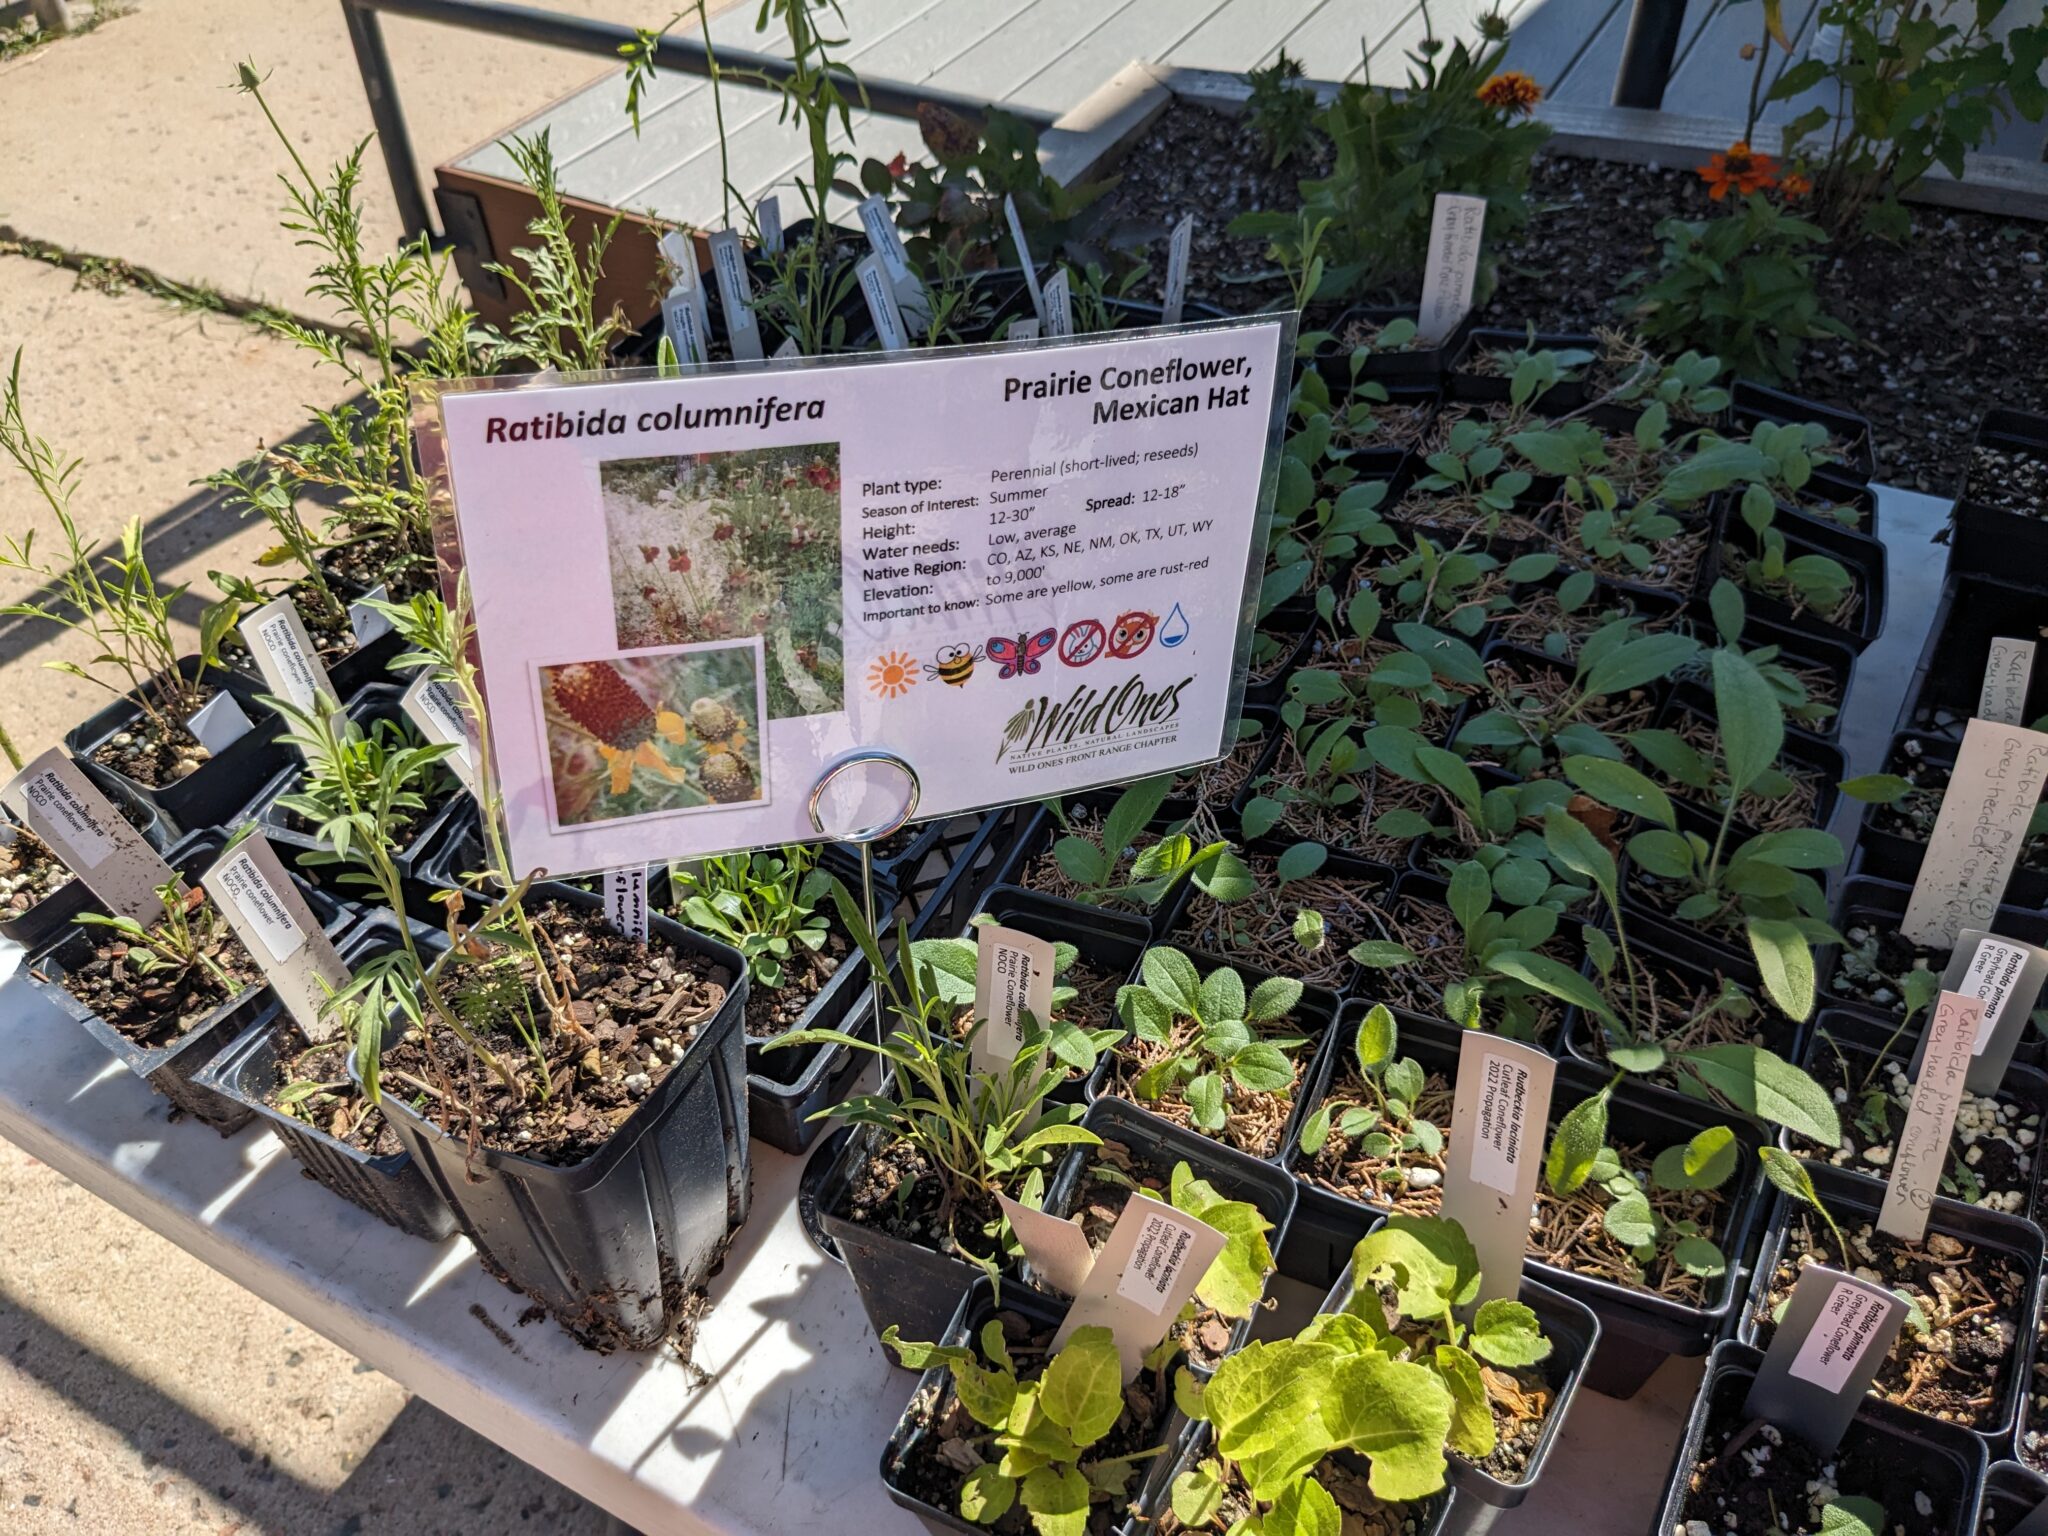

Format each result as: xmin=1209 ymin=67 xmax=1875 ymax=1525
xmin=669 ymin=845 xmax=832 ymax=991
xmin=76 ymin=878 xmax=242 ymax=995
xmin=1296 ymin=1004 xmax=1444 ymax=1179
xmin=1114 ymin=949 xmax=1308 ymax=1142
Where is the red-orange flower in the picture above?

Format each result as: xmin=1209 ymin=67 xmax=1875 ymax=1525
xmin=1476 ymin=71 xmax=1542 ymax=116
xmin=1698 ymin=140 xmax=1779 ymax=200
xmin=1780 ymin=170 xmax=1813 ymax=199
xmin=885 ymin=152 xmax=910 ymax=180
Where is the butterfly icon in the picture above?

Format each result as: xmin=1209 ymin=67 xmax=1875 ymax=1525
xmin=986 ymin=628 xmax=1057 ymax=679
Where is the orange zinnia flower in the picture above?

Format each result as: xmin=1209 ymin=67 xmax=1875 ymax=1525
xmin=1477 ymin=70 xmax=1543 ymax=115
xmin=1698 ymin=141 xmax=1779 ymax=200
xmin=1780 ymin=170 xmax=1813 ymax=199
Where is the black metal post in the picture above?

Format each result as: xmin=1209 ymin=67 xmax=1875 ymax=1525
xmin=340 ymin=0 xmax=437 ymax=243
xmin=1612 ymin=0 xmax=1686 ymax=110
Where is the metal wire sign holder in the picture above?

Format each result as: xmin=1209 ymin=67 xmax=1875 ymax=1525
xmin=807 ymin=748 xmax=921 ymax=1042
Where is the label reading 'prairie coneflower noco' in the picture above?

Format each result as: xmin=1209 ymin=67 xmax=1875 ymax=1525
xmin=202 ymin=832 xmax=351 ymax=1041
xmin=242 ymin=596 xmax=335 ymax=716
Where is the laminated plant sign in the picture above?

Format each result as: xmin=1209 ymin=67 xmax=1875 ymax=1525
xmin=1979 ymin=637 xmax=2036 ymax=726
xmin=1901 ymin=717 xmax=2048 ymax=947
xmin=1877 ymin=990 xmax=1984 ymax=1240
xmin=1 ymin=749 xmax=178 ymax=923
xmin=424 ymin=317 xmax=1291 ymax=877
xmin=1441 ymin=1030 xmax=1555 ymax=1307
xmin=1050 ymin=1191 xmax=1225 ymax=1379
xmin=200 ymin=832 xmax=350 ymax=1040
xmin=1744 ymin=1263 xmax=1909 ymax=1451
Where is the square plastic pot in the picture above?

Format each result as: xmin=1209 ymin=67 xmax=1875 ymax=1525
xmin=1984 ymin=1459 xmax=2048 ymax=1531
xmin=0 ymin=761 xmax=170 ymax=953
xmin=194 ymin=909 xmax=457 ymax=1241
xmin=1898 ymin=576 xmax=2048 ymax=744
xmin=370 ymin=883 xmax=751 ymax=1351
xmin=25 ymin=832 xmax=351 ymax=1134
xmin=1651 ymin=1342 xmax=1985 ymax=1536
xmin=1731 ymin=380 xmax=1878 ymax=481
xmin=1447 ymin=329 xmax=1598 ymax=411
xmin=63 ymin=656 xmax=290 ymax=839
xmin=1312 ymin=303 xmax=1474 ymax=389
xmin=1706 ymin=498 xmax=1888 ymax=652
xmin=1738 ymin=1160 xmax=2048 ymax=1455
xmin=1850 ymin=732 xmax=2048 ymax=911
xmin=1027 ymin=1096 xmax=1298 ymax=1370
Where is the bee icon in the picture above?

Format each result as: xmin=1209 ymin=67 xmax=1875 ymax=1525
xmin=925 ymin=642 xmax=985 ymax=687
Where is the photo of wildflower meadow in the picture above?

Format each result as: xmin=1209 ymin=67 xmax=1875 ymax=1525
xmin=536 ymin=643 xmax=767 ymax=828
xmin=602 ymin=443 xmax=844 ymax=721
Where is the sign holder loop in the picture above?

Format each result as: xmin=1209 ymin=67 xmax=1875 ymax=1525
xmin=807 ymin=749 xmax=921 ymax=1042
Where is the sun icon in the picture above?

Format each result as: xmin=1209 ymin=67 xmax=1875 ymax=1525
xmin=867 ymin=650 xmax=920 ymax=700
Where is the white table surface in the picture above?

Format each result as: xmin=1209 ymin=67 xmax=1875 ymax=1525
xmin=0 ymin=485 xmax=1952 ymax=1536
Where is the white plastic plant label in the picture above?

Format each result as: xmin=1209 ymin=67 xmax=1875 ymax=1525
xmin=186 ymin=690 xmax=255 ymax=755
xmin=1979 ymin=637 xmax=2036 ymax=726
xmin=1416 ymin=193 xmax=1487 ymax=346
xmin=399 ymin=674 xmax=478 ymax=794
xmin=1051 ymin=1192 xmax=1224 ymax=1380
xmin=1902 ymin=718 xmax=2048 ymax=947
xmin=1936 ymin=928 xmax=2048 ymax=1092
xmin=661 ymin=286 xmax=709 ymax=368
xmin=1043 ymin=268 xmax=1074 ymax=338
xmin=968 ymin=922 xmax=1057 ymax=1073
xmin=857 ymin=193 xmax=913 ymax=285
xmin=202 ymin=833 xmax=351 ymax=1040
xmin=1004 ymin=193 xmax=1047 ymax=326
xmin=1745 ymin=1264 xmax=1908 ymax=1451
xmin=708 ymin=229 xmax=764 ymax=361
xmin=348 ymin=583 xmax=393 ymax=648
xmin=242 ymin=596 xmax=335 ymax=716
xmin=1162 ymin=214 xmax=1195 ymax=327
xmin=1008 ymin=317 xmax=1041 ymax=341
xmin=1442 ymin=1031 xmax=1555 ymax=1307
xmin=1878 ymin=989 xmax=1984 ymax=1240
xmin=755 ymin=194 xmax=783 ymax=255
xmin=1 ymin=749 xmax=177 ymax=924
xmin=996 ymin=1192 xmax=1096 ymax=1296
xmin=856 ymin=253 xmax=910 ymax=352
xmin=603 ymin=865 xmax=651 ymax=943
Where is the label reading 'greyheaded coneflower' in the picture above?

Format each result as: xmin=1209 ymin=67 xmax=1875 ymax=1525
xmin=1745 ymin=1264 xmax=1908 ymax=1451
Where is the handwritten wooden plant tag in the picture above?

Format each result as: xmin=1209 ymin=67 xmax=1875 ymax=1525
xmin=968 ymin=923 xmax=1056 ymax=1075
xmin=348 ymin=583 xmax=394 ymax=648
xmin=1441 ymin=1031 xmax=1555 ymax=1307
xmin=755 ymin=194 xmax=783 ymax=255
xmin=1 ymin=749 xmax=178 ymax=924
xmin=856 ymin=254 xmax=910 ymax=352
xmin=707 ymin=229 xmax=764 ymax=361
xmin=242 ymin=596 xmax=336 ymax=717
xmin=1902 ymin=718 xmax=2048 ymax=948
xmin=1416 ymin=192 xmax=1487 ymax=346
xmin=1878 ymin=989 xmax=1984 ymax=1240
xmin=1744 ymin=1264 xmax=1909 ymax=1451
xmin=399 ymin=674 xmax=478 ymax=794
xmin=1043 ymin=269 xmax=1074 ymax=339
xmin=1979 ymin=638 xmax=2037 ymax=726
xmin=996 ymin=1193 xmax=1096 ymax=1296
xmin=1050 ymin=1192 xmax=1224 ymax=1380
xmin=1162 ymin=214 xmax=1195 ymax=327
xmin=1909 ymin=928 xmax=2048 ymax=1093
xmin=202 ymin=833 xmax=350 ymax=1040
xmin=186 ymin=690 xmax=255 ymax=754
xmin=603 ymin=866 xmax=651 ymax=943
xmin=1003 ymin=194 xmax=1047 ymax=326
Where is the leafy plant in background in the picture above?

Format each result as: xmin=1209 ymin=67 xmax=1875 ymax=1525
xmin=882 ymin=1322 xmax=1165 ymax=1530
xmin=1543 ymin=1081 xmax=1739 ymax=1284
xmin=484 ymin=132 xmax=630 ymax=374
xmin=1453 ymin=622 xmax=1700 ymax=777
xmin=1114 ymin=949 xmax=1308 ymax=1133
xmin=1233 ymin=11 xmax=1550 ymax=304
xmin=0 ymin=351 xmax=229 ymax=729
xmin=76 ymin=878 xmax=241 ymax=994
xmin=669 ymin=845 xmax=832 ymax=990
xmin=1296 ymin=1003 xmax=1444 ymax=1174
xmin=1062 ymin=259 xmax=1152 ymax=334
xmin=910 ymin=915 xmax=1127 ymax=1079
xmin=1045 ymin=777 xmax=1252 ymax=913
xmin=203 ymin=470 xmax=347 ymax=628
xmin=1245 ymin=51 xmax=1321 ymax=168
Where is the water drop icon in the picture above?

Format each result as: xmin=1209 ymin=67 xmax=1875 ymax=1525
xmin=1159 ymin=603 xmax=1189 ymax=648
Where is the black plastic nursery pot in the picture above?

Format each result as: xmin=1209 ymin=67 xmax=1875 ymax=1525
xmin=1738 ymin=1161 xmax=2048 ymax=1453
xmin=370 ymin=882 xmax=751 ymax=1352
xmin=1319 ymin=1258 xmax=1600 ymax=1511
xmin=1730 ymin=379 xmax=1879 ymax=482
xmin=1657 ymin=684 xmax=1849 ymax=832
xmin=984 ymin=805 xmax=1184 ymax=941
xmin=1946 ymin=409 xmax=2048 ymax=591
xmin=63 ymin=656 xmax=290 ymax=839
xmin=1313 ymin=302 xmax=1474 ymax=389
xmin=1083 ymin=944 xmax=1343 ymax=1168
xmin=1244 ymin=622 xmax=1315 ymax=708
xmin=1652 ymin=1342 xmax=1985 ymax=1536
xmin=1788 ymin=1008 xmax=2048 ymax=1222
xmin=1899 ymin=576 xmax=2048 ymax=744
xmin=1705 ymin=496 xmax=1889 ymax=653
xmin=1446 ymin=328 xmax=1598 ymax=412
xmin=194 ymin=910 xmax=457 ymax=1242
xmin=1851 ymin=733 xmax=2048 ymax=911
xmin=1143 ymin=1423 xmax=1462 ymax=1536
xmin=1776 ymin=464 xmax=1881 ymax=541
xmin=0 ymin=762 xmax=169 ymax=953
xmin=1984 ymin=1460 xmax=2048 ymax=1533
xmin=1028 ymin=1096 xmax=1297 ymax=1368
xmin=25 ymin=833 xmax=350 ymax=1134
xmin=879 ymin=1276 xmax=1187 ymax=1536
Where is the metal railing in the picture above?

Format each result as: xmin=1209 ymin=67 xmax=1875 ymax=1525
xmin=339 ymin=0 xmax=1056 ymax=246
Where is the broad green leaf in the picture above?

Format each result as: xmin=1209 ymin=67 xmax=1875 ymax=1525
xmin=1563 ymin=754 xmax=1676 ymax=829
xmin=1352 ymin=1215 xmax=1479 ymax=1317
xmin=960 ymin=1465 xmax=1016 ymax=1523
xmin=1193 ymin=1198 xmax=1276 ymax=1319
xmin=1416 ymin=744 xmax=1483 ymax=815
xmin=1039 ymin=1326 xmax=1123 ymax=1447
xmin=1469 ymin=1299 xmax=1553 ymax=1367
xmin=1324 ymin=1351 xmax=1454 ymax=1501
xmin=1187 ymin=1071 xmax=1228 ymax=1129
xmin=1355 ymin=1002 xmax=1397 ymax=1075
xmin=1821 ymin=1497 xmax=1887 ymax=1536
xmin=1608 ymin=1040 xmax=1668 ymax=1073
xmin=1545 ymin=1089 xmax=1609 ymax=1196
xmin=1247 ymin=975 xmax=1305 ymax=1021
xmin=1541 ymin=805 xmax=1617 ymax=895
xmin=1739 ymin=828 xmax=1844 ymax=870
xmin=1349 ymin=939 xmax=1418 ymax=969
xmin=1581 ymin=632 xmax=1698 ymax=699
xmin=1142 ymin=948 xmax=1202 ymax=1014
xmin=1205 ymin=1339 xmax=1338 ymax=1477
xmin=1758 ymin=1145 xmax=1825 ymax=1209
xmin=1276 ymin=840 xmax=1328 ymax=884
xmin=1019 ymin=1463 xmax=1089 ymax=1536
xmin=1435 ymin=1343 xmax=1495 ymax=1458
xmin=1489 ymin=949 xmax=1620 ymax=1030
xmin=1266 ymin=1476 xmax=1341 ymax=1536
xmin=1171 ymin=1464 xmax=1224 ymax=1528
xmin=1603 ymin=1187 xmax=1657 ymax=1248
xmin=1674 ymin=1235 xmax=1728 ymax=1278
xmin=1200 ymin=965 xmax=1248 ymax=1025
xmin=1839 ymin=773 xmax=1911 ymax=805
xmin=1447 ymin=859 xmax=1492 ymax=935
xmin=1748 ymin=917 xmax=1816 ymax=1021
xmin=1671 ymin=1125 xmax=1739 ymax=1189
xmin=1712 ymin=648 xmax=1786 ymax=797
xmin=1684 ymin=1044 xmax=1840 ymax=1145
xmin=1232 ymin=1042 xmax=1297 ymax=1094
xmin=1626 ymin=829 xmax=1697 ymax=880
